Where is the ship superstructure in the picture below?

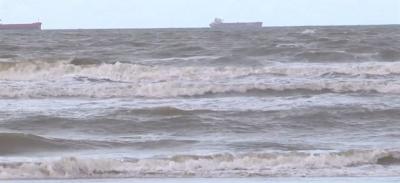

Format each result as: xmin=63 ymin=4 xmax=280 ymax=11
xmin=210 ymin=18 xmax=262 ymax=29
xmin=0 ymin=21 xmax=42 ymax=30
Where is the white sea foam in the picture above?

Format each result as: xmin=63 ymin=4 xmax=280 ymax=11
xmin=1 ymin=150 xmax=399 ymax=179
xmin=0 ymin=77 xmax=399 ymax=98
xmin=1 ymin=94 xmax=400 ymax=118
xmin=1 ymin=61 xmax=400 ymax=98
xmin=1 ymin=61 xmax=400 ymax=81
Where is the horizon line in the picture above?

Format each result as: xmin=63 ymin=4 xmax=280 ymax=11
xmin=41 ymin=23 xmax=400 ymax=30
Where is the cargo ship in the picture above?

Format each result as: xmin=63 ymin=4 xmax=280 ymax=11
xmin=0 ymin=22 xmax=42 ymax=30
xmin=210 ymin=18 xmax=263 ymax=29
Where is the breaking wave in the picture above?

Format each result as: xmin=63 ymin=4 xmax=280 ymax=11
xmin=0 ymin=61 xmax=400 ymax=98
xmin=1 ymin=61 xmax=400 ymax=81
xmin=1 ymin=150 xmax=400 ymax=179
xmin=0 ymin=78 xmax=399 ymax=98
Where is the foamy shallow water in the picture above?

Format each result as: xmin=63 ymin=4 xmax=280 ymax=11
xmin=5 ymin=177 xmax=400 ymax=183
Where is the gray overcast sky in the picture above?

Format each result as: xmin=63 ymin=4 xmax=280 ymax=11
xmin=0 ymin=0 xmax=399 ymax=29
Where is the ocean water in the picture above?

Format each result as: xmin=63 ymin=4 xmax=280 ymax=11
xmin=0 ymin=26 xmax=400 ymax=179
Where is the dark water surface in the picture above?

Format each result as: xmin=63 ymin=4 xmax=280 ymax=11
xmin=0 ymin=26 xmax=400 ymax=179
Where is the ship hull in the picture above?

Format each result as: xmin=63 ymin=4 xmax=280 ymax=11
xmin=0 ymin=22 xmax=42 ymax=30
xmin=210 ymin=22 xmax=263 ymax=30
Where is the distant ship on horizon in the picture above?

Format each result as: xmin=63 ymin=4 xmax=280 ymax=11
xmin=209 ymin=18 xmax=263 ymax=30
xmin=0 ymin=20 xmax=42 ymax=30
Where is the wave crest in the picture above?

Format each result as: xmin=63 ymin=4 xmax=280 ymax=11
xmin=0 ymin=79 xmax=399 ymax=98
xmin=0 ymin=133 xmax=199 ymax=156
xmin=1 ymin=61 xmax=400 ymax=81
xmin=0 ymin=133 xmax=76 ymax=155
xmin=1 ymin=150 xmax=399 ymax=179
xmin=1 ymin=61 xmax=400 ymax=98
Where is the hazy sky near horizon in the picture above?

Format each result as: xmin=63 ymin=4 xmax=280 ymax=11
xmin=0 ymin=0 xmax=399 ymax=29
